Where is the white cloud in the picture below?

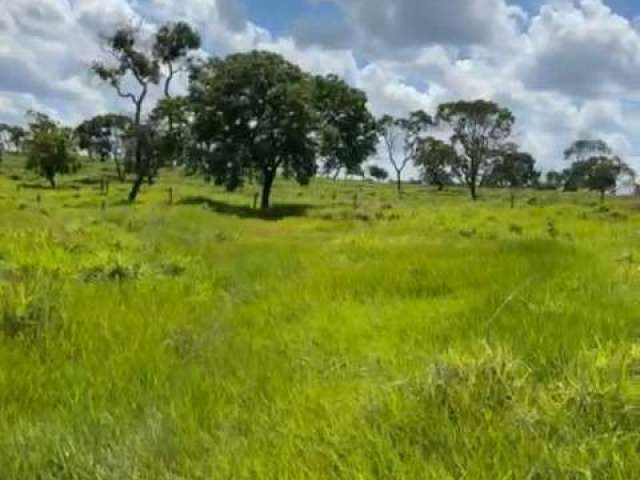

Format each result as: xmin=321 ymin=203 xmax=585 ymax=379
xmin=2 ymin=0 xmax=640 ymax=173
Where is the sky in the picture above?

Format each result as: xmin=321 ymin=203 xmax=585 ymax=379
xmin=2 ymin=0 xmax=640 ymax=173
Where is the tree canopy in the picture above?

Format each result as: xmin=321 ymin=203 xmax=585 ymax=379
xmin=437 ymin=100 xmax=515 ymax=200
xmin=189 ymin=51 xmax=318 ymax=209
xmin=314 ymin=74 xmax=378 ymax=179
xmin=562 ymin=139 xmax=634 ymax=201
xmin=415 ymin=137 xmax=459 ymax=191
xmin=25 ymin=112 xmax=79 ymax=188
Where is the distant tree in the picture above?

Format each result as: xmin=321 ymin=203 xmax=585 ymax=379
xmin=415 ymin=137 xmax=459 ymax=191
xmin=25 ymin=112 xmax=79 ymax=188
xmin=0 ymin=124 xmax=26 ymax=153
xmin=483 ymin=146 xmax=540 ymax=207
xmin=545 ymin=170 xmax=566 ymax=190
xmin=564 ymin=139 xmax=611 ymax=164
xmin=585 ymin=156 xmax=634 ymax=202
xmin=313 ymin=74 xmax=378 ymax=180
xmin=347 ymin=164 xmax=366 ymax=180
xmin=190 ymin=51 xmax=317 ymax=209
xmin=437 ymin=100 xmax=515 ymax=200
xmin=92 ymin=24 xmax=161 ymax=201
xmin=150 ymin=96 xmax=194 ymax=169
xmin=0 ymin=124 xmax=10 ymax=154
xmin=10 ymin=126 xmax=26 ymax=153
xmin=75 ymin=114 xmax=132 ymax=180
xmin=378 ymin=110 xmax=432 ymax=193
xmin=368 ymin=165 xmax=389 ymax=182
xmin=562 ymin=139 xmax=610 ymax=191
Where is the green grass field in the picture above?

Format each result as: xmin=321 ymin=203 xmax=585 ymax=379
xmin=0 ymin=153 xmax=639 ymax=479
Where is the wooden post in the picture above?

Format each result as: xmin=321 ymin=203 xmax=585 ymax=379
xmin=168 ymin=187 xmax=174 ymax=205
xmin=253 ymin=192 xmax=259 ymax=210
xmin=101 ymin=200 xmax=106 ymax=211
xmin=36 ymin=194 xmax=41 ymax=205
xmin=353 ymin=193 xmax=359 ymax=209
xmin=105 ymin=180 xmax=110 ymax=195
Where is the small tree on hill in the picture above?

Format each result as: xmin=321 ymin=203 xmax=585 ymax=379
xmin=415 ymin=137 xmax=459 ymax=191
xmin=25 ymin=112 xmax=79 ymax=188
xmin=378 ymin=110 xmax=433 ymax=193
xmin=437 ymin=100 xmax=515 ymax=200
xmin=190 ymin=51 xmax=318 ymax=209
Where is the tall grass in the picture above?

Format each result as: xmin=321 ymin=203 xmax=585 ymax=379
xmin=0 ymin=154 xmax=638 ymax=478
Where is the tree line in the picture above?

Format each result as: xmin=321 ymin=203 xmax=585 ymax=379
xmin=0 ymin=21 xmax=634 ymax=206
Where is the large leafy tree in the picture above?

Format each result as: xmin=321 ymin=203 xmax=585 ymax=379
xmin=437 ymin=100 xmax=515 ymax=200
xmin=378 ymin=110 xmax=432 ymax=193
xmin=25 ymin=112 xmax=79 ymax=188
xmin=313 ymin=74 xmax=378 ymax=180
xmin=415 ymin=137 xmax=459 ymax=191
xmin=92 ymin=24 xmax=161 ymax=201
xmin=190 ymin=51 xmax=318 ymax=209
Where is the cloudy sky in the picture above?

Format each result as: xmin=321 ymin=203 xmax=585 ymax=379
xmin=2 ymin=0 xmax=640 ymax=172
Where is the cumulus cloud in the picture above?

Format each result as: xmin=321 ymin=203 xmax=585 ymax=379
xmin=1 ymin=0 xmax=640 ymax=173
xmin=516 ymin=0 xmax=640 ymax=98
xmin=294 ymin=0 xmax=527 ymax=55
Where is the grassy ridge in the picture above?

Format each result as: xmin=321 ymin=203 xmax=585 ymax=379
xmin=0 ymin=154 xmax=639 ymax=479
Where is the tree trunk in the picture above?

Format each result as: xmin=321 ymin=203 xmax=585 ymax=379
xmin=114 ymin=159 xmax=125 ymax=182
xmin=261 ymin=170 xmax=275 ymax=210
xmin=510 ymin=189 xmax=515 ymax=209
xmin=470 ymin=181 xmax=477 ymax=201
xmin=48 ymin=175 xmax=56 ymax=189
xmin=600 ymin=189 xmax=605 ymax=203
xmin=396 ymin=171 xmax=402 ymax=194
xmin=437 ymin=183 xmax=444 ymax=191
xmin=128 ymin=175 xmax=144 ymax=203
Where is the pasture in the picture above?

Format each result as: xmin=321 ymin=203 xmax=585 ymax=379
xmin=0 ymin=153 xmax=638 ymax=479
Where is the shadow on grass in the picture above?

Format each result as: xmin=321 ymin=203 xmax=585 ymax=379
xmin=178 ymin=195 xmax=312 ymax=220
xmin=19 ymin=182 xmax=81 ymax=191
